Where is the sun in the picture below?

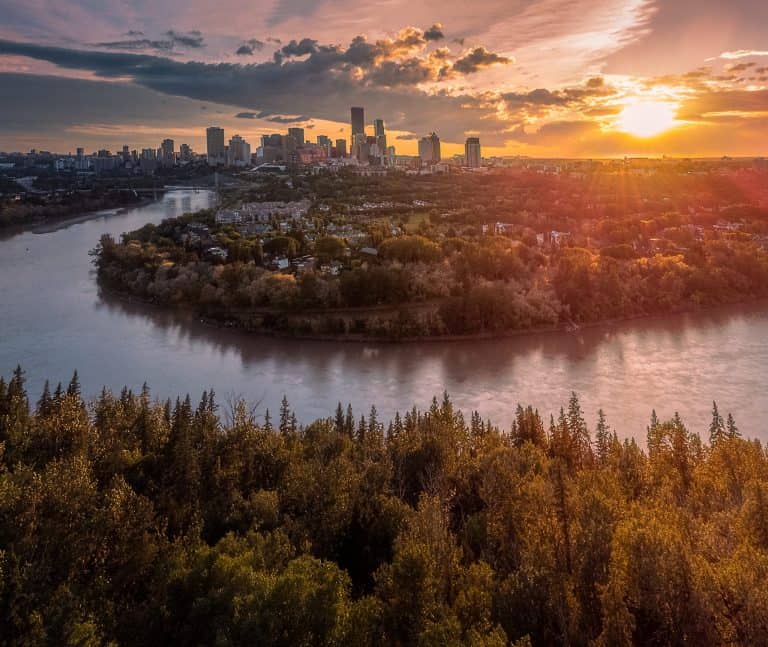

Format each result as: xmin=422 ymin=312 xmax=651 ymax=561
xmin=616 ymin=100 xmax=678 ymax=138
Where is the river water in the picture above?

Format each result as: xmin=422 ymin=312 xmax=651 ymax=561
xmin=1 ymin=189 xmax=766 ymax=439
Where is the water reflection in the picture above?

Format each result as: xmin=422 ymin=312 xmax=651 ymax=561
xmin=2 ymin=189 xmax=767 ymax=440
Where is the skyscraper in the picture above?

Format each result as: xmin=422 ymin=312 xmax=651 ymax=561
xmin=418 ymin=133 xmax=441 ymax=164
xmin=335 ymin=139 xmax=347 ymax=157
xmin=373 ymin=119 xmax=387 ymax=160
xmin=206 ymin=126 xmax=225 ymax=165
xmin=351 ymin=107 xmax=365 ymax=136
xmin=288 ymin=127 xmax=305 ymax=146
xmin=465 ymin=137 xmax=481 ymax=168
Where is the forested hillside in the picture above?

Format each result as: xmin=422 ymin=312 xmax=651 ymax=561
xmin=1 ymin=367 xmax=766 ymax=645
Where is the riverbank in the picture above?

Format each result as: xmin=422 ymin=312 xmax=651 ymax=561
xmin=0 ymin=192 xmax=163 ymax=237
xmin=99 ymin=282 xmax=768 ymax=344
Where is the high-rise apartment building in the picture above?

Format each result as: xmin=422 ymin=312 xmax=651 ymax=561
xmin=206 ymin=126 xmax=225 ymax=165
xmin=465 ymin=137 xmax=481 ymax=168
xmin=160 ymin=139 xmax=175 ymax=166
xmin=227 ymin=134 xmax=251 ymax=167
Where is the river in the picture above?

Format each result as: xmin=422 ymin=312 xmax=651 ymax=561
xmin=1 ymin=189 xmax=766 ymax=439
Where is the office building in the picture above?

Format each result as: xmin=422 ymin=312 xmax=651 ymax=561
xmin=206 ymin=126 xmax=225 ymax=165
xmin=335 ymin=138 xmax=347 ymax=157
xmin=465 ymin=137 xmax=481 ymax=168
xmin=351 ymin=107 xmax=365 ymax=136
xmin=288 ymin=127 xmax=305 ymax=146
xmin=373 ymin=118 xmax=387 ymax=160
xmin=351 ymin=133 xmax=368 ymax=162
xmin=179 ymin=144 xmax=192 ymax=162
xmin=418 ymin=132 xmax=441 ymax=164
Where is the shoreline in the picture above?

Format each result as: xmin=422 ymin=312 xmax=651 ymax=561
xmin=98 ymin=283 xmax=768 ymax=344
xmin=0 ymin=193 xmax=166 ymax=237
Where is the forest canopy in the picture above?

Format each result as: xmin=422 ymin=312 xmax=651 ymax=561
xmin=1 ymin=367 xmax=766 ymax=645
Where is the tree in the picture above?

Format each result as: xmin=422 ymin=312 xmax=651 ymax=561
xmin=315 ymin=236 xmax=347 ymax=261
xmin=595 ymin=409 xmax=610 ymax=465
xmin=709 ymin=401 xmax=726 ymax=446
xmin=263 ymin=236 xmax=298 ymax=258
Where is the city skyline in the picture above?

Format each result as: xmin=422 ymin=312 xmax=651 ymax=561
xmin=0 ymin=1 xmax=767 ymax=157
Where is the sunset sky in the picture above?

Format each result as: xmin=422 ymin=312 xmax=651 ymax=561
xmin=0 ymin=0 xmax=767 ymax=157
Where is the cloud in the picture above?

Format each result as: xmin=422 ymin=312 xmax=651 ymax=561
xmin=236 ymin=110 xmax=309 ymax=122
xmin=501 ymin=77 xmax=615 ymax=118
xmin=281 ymin=37 xmax=318 ymax=57
xmin=0 ymin=33 xmax=517 ymax=143
xmin=452 ymin=47 xmax=512 ymax=74
xmin=236 ymin=39 xmax=265 ymax=56
xmin=94 ymin=29 xmax=205 ymax=52
xmin=716 ymin=50 xmax=768 ymax=60
xmin=165 ymin=30 xmax=204 ymax=48
xmin=424 ymin=24 xmax=445 ymax=41
xmin=677 ymin=89 xmax=768 ymax=121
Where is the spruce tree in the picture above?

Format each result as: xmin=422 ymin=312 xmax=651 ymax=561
xmin=595 ymin=409 xmax=610 ymax=465
xmin=709 ymin=401 xmax=726 ymax=446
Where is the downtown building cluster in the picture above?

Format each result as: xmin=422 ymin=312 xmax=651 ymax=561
xmin=3 ymin=108 xmax=484 ymax=177
xmin=205 ymin=107 xmax=484 ymax=172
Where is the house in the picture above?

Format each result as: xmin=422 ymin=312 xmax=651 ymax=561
xmin=550 ymin=231 xmax=571 ymax=246
xmin=204 ymin=246 xmax=229 ymax=261
xmin=215 ymin=210 xmax=242 ymax=225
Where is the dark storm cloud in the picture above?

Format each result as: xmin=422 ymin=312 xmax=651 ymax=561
xmin=452 ymin=47 xmax=511 ymax=74
xmin=0 ymin=35 xmax=512 ymax=143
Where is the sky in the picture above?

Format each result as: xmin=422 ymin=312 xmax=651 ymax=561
xmin=0 ymin=0 xmax=767 ymax=157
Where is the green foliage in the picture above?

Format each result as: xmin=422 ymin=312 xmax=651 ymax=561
xmin=379 ymin=235 xmax=442 ymax=264
xmin=2 ymin=374 xmax=767 ymax=645
xmin=263 ymin=236 xmax=299 ymax=258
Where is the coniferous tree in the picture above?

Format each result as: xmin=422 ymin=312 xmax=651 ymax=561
xmin=279 ymin=395 xmax=291 ymax=435
xmin=595 ymin=409 xmax=610 ymax=465
xmin=334 ymin=402 xmax=345 ymax=435
xmin=709 ymin=401 xmax=726 ymax=446
xmin=66 ymin=370 xmax=81 ymax=398
xmin=344 ymin=404 xmax=355 ymax=438
xmin=36 ymin=380 xmax=52 ymax=417
xmin=726 ymin=412 xmax=740 ymax=439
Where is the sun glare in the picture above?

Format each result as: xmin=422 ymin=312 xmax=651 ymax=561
xmin=616 ymin=100 xmax=678 ymax=138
